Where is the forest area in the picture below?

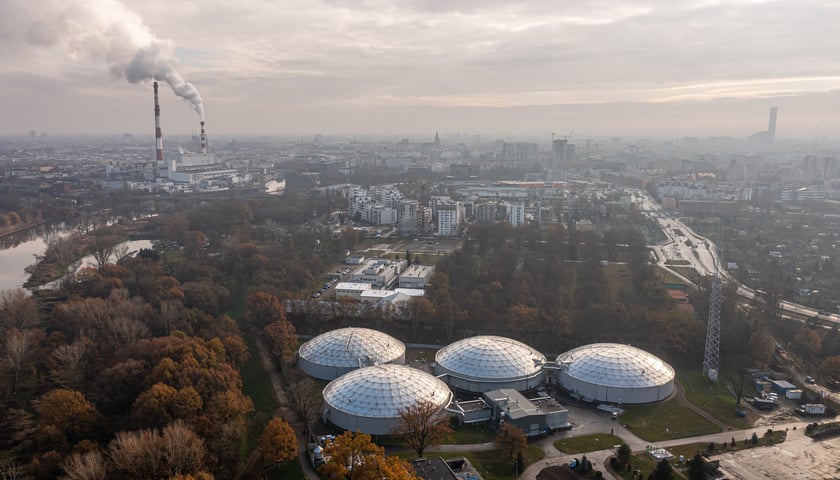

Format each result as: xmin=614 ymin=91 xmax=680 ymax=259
xmin=2 ymin=185 xmax=838 ymax=478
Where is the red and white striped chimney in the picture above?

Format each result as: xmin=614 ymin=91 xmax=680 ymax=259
xmin=153 ymin=81 xmax=163 ymax=162
xmin=199 ymin=120 xmax=207 ymax=154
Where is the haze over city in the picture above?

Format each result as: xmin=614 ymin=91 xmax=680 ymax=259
xmin=2 ymin=0 xmax=840 ymax=138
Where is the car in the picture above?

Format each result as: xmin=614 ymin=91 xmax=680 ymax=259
xmin=805 ymin=376 xmax=816 ymax=384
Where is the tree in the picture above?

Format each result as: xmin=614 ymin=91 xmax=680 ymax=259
xmin=650 ymin=458 xmax=673 ymax=480
xmin=4 ymin=328 xmax=36 ymax=395
xmin=391 ymin=400 xmax=452 ymax=458
xmin=402 ymin=297 xmax=435 ymax=333
xmin=263 ymin=320 xmax=297 ymax=366
xmin=61 ymin=450 xmax=108 ymax=480
xmin=686 ymin=454 xmax=706 ymax=480
xmin=818 ymin=355 xmax=840 ymax=381
xmin=0 ymin=289 xmax=39 ymax=330
xmin=246 ymin=291 xmax=286 ymax=328
xmin=258 ymin=418 xmax=298 ymax=467
xmin=495 ymin=422 xmax=527 ymax=461
xmin=33 ymin=389 xmax=98 ymax=444
xmin=319 ymin=431 xmax=418 ymax=480
xmin=616 ymin=443 xmax=632 ymax=468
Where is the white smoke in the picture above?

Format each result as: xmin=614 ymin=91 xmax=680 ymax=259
xmin=1 ymin=0 xmax=204 ymax=119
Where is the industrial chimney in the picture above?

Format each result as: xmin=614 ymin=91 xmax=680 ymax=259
xmin=153 ymin=81 xmax=164 ymax=162
xmin=199 ymin=120 xmax=207 ymax=154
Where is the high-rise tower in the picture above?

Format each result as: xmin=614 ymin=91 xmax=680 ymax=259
xmin=768 ymin=106 xmax=778 ymax=142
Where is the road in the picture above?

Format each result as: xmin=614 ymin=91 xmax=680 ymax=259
xmin=634 ymin=192 xmax=840 ymax=326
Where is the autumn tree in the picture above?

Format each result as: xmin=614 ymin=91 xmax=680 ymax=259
xmin=818 ymin=355 xmax=840 ymax=381
xmin=495 ymin=422 xmax=527 ymax=461
xmin=0 ymin=289 xmax=39 ymax=330
xmin=287 ymin=370 xmax=321 ymax=424
xmin=258 ymin=417 xmax=298 ymax=467
xmin=246 ymin=291 xmax=286 ymax=328
xmin=403 ymin=297 xmax=436 ymax=333
xmin=391 ymin=400 xmax=452 ymax=458
xmin=263 ymin=320 xmax=297 ymax=366
xmin=319 ymin=431 xmax=418 ymax=480
xmin=108 ymin=421 xmax=208 ymax=479
xmin=33 ymin=389 xmax=99 ymax=447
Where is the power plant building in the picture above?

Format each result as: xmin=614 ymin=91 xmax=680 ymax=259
xmin=298 ymin=327 xmax=405 ymax=381
xmin=322 ymin=364 xmax=452 ymax=435
xmin=435 ymin=336 xmax=546 ymax=393
xmin=555 ymin=343 xmax=675 ymax=404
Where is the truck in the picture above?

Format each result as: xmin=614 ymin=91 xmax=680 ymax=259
xmin=796 ymin=404 xmax=827 ymax=415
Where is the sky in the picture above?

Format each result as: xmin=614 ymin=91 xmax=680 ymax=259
xmin=1 ymin=0 xmax=839 ymax=139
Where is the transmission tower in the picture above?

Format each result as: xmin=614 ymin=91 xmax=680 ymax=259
xmin=703 ymin=221 xmax=723 ymax=382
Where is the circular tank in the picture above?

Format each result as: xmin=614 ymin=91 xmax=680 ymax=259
xmin=435 ymin=335 xmax=546 ymax=393
xmin=556 ymin=343 xmax=675 ymax=404
xmin=298 ymin=327 xmax=405 ymax=381
xmin=322 ymin=364 xmax=452 ymax=435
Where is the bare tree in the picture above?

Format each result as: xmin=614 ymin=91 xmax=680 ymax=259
xmin=47 ymin=236 xmax=75 ymax=267
xmin=160 ymin=421 xmax=206 ymax=477
xmin=90 ymin=237 xmax=115 ymax=270
xmin=108 ymin=429 xmax=163 ymax=480
xmin=51 ymin=339 xmax=88 ymax=390
xmin=4 ymin=328 xmax=34 ymax=395
xmin=391 ymin=400 xmax=452 ymax=458
xmin=288 ymin=371 xmax=321 ymax=424
xmin=62 ymin=450 xmax=108 ymax=480
xmin=159 ymin=301 xmax=184 ymax=335
xmin=0 ymin=460 xmax=26 ymax=480
xmin=0 ymin=289 xmax=39 ymax=330
xmin=112 ymin=243 xmax=131 ymax=264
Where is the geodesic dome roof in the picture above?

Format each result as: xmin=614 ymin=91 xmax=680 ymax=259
xmin=435 ymin=335 xmax=546 ymax=381
xmin=299 ymin=327 xmax=405 ymax=368
xmin=556 ymin=343 xmax=674 ymax=388
xmin=323 ymin=364 xmax=452 ymax=418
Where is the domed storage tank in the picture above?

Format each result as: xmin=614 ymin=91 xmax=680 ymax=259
xmin=434 ymin=335 xmax=546 ymax=393
xmin=322 ymin=364 xmax=452 ymax=435
xmin=556 ymin=343 xmax=675 ymax=404
xmin=298 ymin=327 xmax=405 ymax=381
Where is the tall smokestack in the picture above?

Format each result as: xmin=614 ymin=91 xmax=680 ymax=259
xmin=199 ymin=120 xmax=207 ymax=154
xmin=154 ymin=81 xmax=163 ymax=162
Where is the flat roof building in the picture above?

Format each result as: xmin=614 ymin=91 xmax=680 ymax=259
xmin=399 ymin=264 xmax=435 ymax=289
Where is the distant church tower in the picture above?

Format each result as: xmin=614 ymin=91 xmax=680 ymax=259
xmin=433 ymin=132 xmax=441 ymax=150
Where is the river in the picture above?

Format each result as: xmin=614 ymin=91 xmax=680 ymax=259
xmin=0 ymin=220 xmax=155 ymax=292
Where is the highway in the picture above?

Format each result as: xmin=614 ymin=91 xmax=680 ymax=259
xmin=633 ymin=191 xmax=840 ymax=326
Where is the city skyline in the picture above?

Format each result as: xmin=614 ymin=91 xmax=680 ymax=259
xmin=2 ymin=0 xmax=840 ymax=138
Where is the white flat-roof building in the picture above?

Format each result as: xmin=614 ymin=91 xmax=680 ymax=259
xmin=399 ymin=264 xmax=435 ymax=289
xmin=335 ymin=282 xmax=372 ymax=300
xmin=349 ymin=258 xmax=407 ymax=289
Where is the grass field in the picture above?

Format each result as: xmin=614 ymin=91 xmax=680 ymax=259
xmin=679 ymin=370 xmax=753 ymax=430
xmin=554 ymin=434 xmax=625 ymax=454
xmin=621 ymin=398 xmax=721 ymax=442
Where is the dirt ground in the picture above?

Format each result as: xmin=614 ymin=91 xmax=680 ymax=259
xmin=714 ymin=427 xmax=840 ymax=479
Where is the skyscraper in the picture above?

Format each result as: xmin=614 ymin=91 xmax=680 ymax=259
xmin=768 ymin=106 xmax=777 ymax=142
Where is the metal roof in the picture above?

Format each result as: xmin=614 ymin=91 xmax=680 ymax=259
xmin=435 ymin=335 xmax=546 ymax=381
xmin=298 ymin=327 xmax=404 ymax=368
xmin=556 ymin=343 xmax=674 ymax=388
xmin=323 ymin=364 xmax=452 ymax=418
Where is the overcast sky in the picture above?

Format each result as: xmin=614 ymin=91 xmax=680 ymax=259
xmin=1 ymin=0 xmax=839 ymax=139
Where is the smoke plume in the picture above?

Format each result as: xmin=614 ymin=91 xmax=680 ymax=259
xmin=2 ymin=0 xmax=204 ymax=119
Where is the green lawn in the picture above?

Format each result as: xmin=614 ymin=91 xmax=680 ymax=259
xmin=621 ymin=398 xmax=721 ymax=442
xmin=444 ymin=421 xmax=498 ymax=444
xmin=398 ymin=446 xmax=544 ymax=480
xmin=615 ymin=452 xmax=661 ymax=480
xmin=554 ymin=434 xmax=625 ymax=454
xmin=679 ymin=370 xmax=753 ymax=430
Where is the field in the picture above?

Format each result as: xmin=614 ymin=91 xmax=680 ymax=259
xmin=621 ymin=398 xmax=721 ymax=441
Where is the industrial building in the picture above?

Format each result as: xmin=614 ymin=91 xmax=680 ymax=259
xmin=398 ymin=264 xmax=435 ymax=289
xmin=298 ymin=327 xmax=405 ymax=381
xmin=348 ymin=258 xmax=407 ymax=289
xmin=556 ymin=343 xmax=675 ymax=404
xmin=322 ymin=364 xmax=452 ymax=435
xmin=435 ymin=336 xmax=546 ymax=393
xmin=484 ymin=388 xmax=570 ymax=436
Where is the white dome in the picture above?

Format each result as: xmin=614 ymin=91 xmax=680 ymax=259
xmin=298 ymin=327 xmax=405 ymax=380
xmin=322 ymin=364 xmax=452 ymax=435
xmin=556 ymin=343 xmax=675 ymax=404
xmin=435 ymin=336 xmax=546 ymax=393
